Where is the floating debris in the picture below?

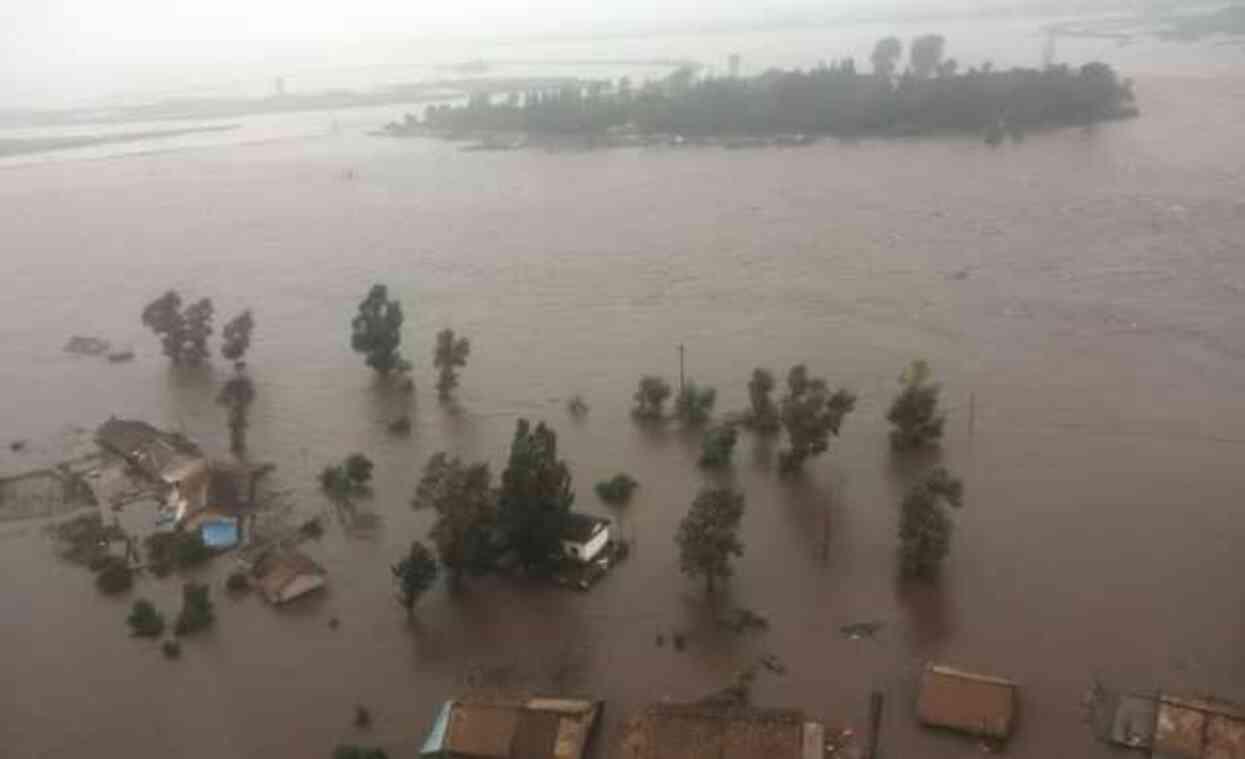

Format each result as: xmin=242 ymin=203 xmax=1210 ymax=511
xmin=723 ymin=607 xmax=770 ymax=634
xmin=387 ymin=416 xmax=412 ymax=435
xmin=106 ymin=350 xmax=135 ymax=363
xmin=64 ymin=336 xmax=110 ymax=356
xmin=840 ymin=621 xmax=885 ymax=640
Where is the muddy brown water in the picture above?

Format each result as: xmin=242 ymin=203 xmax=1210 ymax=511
xmin=2 ymin=74 xmax=1244 ymax=758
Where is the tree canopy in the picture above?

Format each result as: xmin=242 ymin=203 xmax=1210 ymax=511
xmin=413 ymin=453 xmax=497 ymax=580
xmin=699 ymin=424 xmax=739 ymax=469
xmin=910 ymin=34 xmax=946 ymax=79
xmin=174 ymin=582 xmax=214 ymax=636
xmin=898 ymin=467 xmax=965 ymax=578
xmin=872 ymin=36 xmax=903 ymax=78
xmin=676 ymin=487 xmax=745 ymax=595
xmin=392 ymin=540 xmax=439 ymax=615
xmin=351 ymin=284 xmax=409 ymax=375
xmin=217 ymin=368 xmax=256 ymax=454
xmin=886 ymin=359 xmax=945 ymax=450
xmin=433 ymin=328 xmax=471 ymax=400
xmin=141 ymin=291 xmax=214 ymax=366
xmin=675 ymin=381 xmax=717 ymax=425
xmin=633 ymin=376 xmax=672 ymax=420
xmin=745 ymin=368 xmax=780 ymax=432
xmin=497 ymin=420 xmax=575 ymax=573
xmin=778 ymin=365 xmax=857 ymax=472
xmin=221 ymin=310 xmax=255 ymax=362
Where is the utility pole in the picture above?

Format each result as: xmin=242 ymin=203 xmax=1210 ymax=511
xmin=678 ymin=344 xmax=686 ymax=396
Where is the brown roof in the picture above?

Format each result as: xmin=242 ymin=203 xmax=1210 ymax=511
xmin=446 ymin=701 xmax=525 ymax=759
xmin=618 ymin=703 xmax=808 ymax=759
xmin=436 ymin=697 xmax=600 ymax=759
xmin=1155 ymin=696 xmax=1245 ymax=759
xmin=96 ymin=418 xmax=201 ymax=478
xmin=917 ymin=664 xmax=1017 ymax=740
xmin=511 ymin=708 xmax=562 ymax=759
xmin=252 ymin=549 xmax=324 ymax=601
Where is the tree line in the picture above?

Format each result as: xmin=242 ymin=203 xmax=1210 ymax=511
xmin=419 ymin=36 xmax=1137 ymax=140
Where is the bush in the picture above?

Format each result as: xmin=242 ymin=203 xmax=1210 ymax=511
xmin=145 ymin=530 xmax=212 ymax=573
xmin=127 ymin=599 xmax=165 ymax=637
xmin=161 ymin=640 xmax=181 ymax=659
xmin=345 ymin=454 xmax=374 ymax=486
xmin=595 ymin=474 xmax=638 ymax=505
xmin=699 ymin=425 xmax=738 ymax=468
xmin=174 ymin=582 xmax=214 ymax=636
xmin=225 ymin=570 xmax=250 ymax=593
xmin=95 ymin=556 xmax=133 ymax=594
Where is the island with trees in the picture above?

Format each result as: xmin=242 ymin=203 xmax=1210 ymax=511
xmin=387 ymin=35 xmax=1138 ymax=148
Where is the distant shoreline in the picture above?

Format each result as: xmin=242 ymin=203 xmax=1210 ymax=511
xmin=0 ymin=125 xmax=239 ymax=158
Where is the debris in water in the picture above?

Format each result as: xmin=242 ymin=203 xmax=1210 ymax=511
xmin=64 ymin=336 xmax=110 ymax=356
xmin=840 ymin=621 xmax=884 ymax=640
xmin=656 ymin=633 xmax=665 ymax=647
xmin=760 ymin=654 xmax=787 ymax=675
xmin=329 ymin=617 xmax=340 ymax=630
xmin=673 ymin=633 xmax=686 ymax=652
xmin=388 ymin=416 xmax=412 ymax=435
xmin=723 ymin=607 xmax=770 ymax=634
xmin=9 ymin=440 xmax=26 ymax=452
xmin=354 ymin=705 xmax=372 ymax=729
xmin=162 ymin=640 xmax=182 ymax=660
xmin=107 ymin=350 xmax=135 ymax=363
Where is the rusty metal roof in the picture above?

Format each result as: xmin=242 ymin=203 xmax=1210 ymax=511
xmin=917 ymin=664 xmax=1018 ymax=741
xmin=1155 ymin=696 xmax=1245 ymax=759
xmin=617 ymin=703 xmax=811 ymax=759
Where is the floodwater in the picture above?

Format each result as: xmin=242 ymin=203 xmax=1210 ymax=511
xmin=3 ymin=36 xmax=1245 ymax=759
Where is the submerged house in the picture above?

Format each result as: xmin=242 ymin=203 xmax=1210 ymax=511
xmin=560 ymin=513 xmax=611 ymax=564
xmin=616 ymin=702 xmax=827 ymax=759
xmin=1106 ymin=693 xmax=1245 ymax=758
xmin=250 ymin=547 xmax=326 ymax=604
xmin=96 ymin=418 xmax=202 ymax=481
xmin=917 ymin=664 xmax=1018 ymax=742
xmin=420 ymin=696 xmax=601 ymax=759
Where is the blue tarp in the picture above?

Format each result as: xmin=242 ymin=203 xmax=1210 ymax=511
xmin=200 ymin=518 xmax=239 ymax=549
xmin=419 ymin=701 xmax=453 ymax=756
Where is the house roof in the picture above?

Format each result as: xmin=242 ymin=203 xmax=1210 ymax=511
xmin=1154 ymin=695 xmax=1245 ymax=758
xmin=96 ymin=418 xmax=202 ymax=478
xmin=917 ymin=664 xmax=1017 ymax=740
xmin=617 ymin=703 xmax=810 ymax=759
xmin=561 ymin=513 xmax=610 ymax=544
xmin=97 ymin=418 xmax=163 ymax=456
xmin=252 ymin=548 xmax=325 ymax=601
xmin=425 ymin=697 xmax=600 ymax=759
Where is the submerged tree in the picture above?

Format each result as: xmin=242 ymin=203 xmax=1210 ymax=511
xmin=351 ymin=284 xmax=409 ymax=376
xmin=699 ymin=424 xmax=739 ymax=469
xmin=871 ymin=36 xmax=903 ymax=78
xmin=746 ymin=368 xmax=780 ymax=432
xmin=412 ymin=453 xmax=497 ymax=582
xmin=497 ymin=420 xmax=574 ymax=574
xmin=778 ymin=365 xmax=857 ymax=472
xmin=174 ymin=582 xmax=214 ymax=636
xmin=127 ymin=599 xmax=165 ymax=638
xmin=887 ymin=360 xmax=945 ymax=451
xmin=910 ymin=34 xmax=947 ymax=79
xmin=676 ymin=487 xmax=745 ymax=596
xmin=595 ymin=473 xmax=638 ymax=505
xmin=898 ymin=467 xmax=965 ymax=578
xmin=141 ymin=291 xmax=187 ymax=363
xmin=181 ymin=298 xmax=215 ymax=366
xmin=392 ymin=540 xmax=439 ymax=615
xmin=220 ymin=310 xmax=255 ymax=362
xmin=633 ymin=376 xmax=672 ymax=420
xmin=674 ymin=381 xmax=717 ymax=425
xmin=433 ymin=329 xmax=471 ymax=400
xmin=320 ymin=453 xmax=374 ymax=497
xmin=217 ymin=366 xmax=256 ymax=454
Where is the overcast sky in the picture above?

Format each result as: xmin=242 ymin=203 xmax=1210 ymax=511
xmin=2 ymin=0 xmax=1125 ymax=106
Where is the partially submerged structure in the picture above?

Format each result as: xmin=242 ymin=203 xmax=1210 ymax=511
xmin=420 ymin=696 xmax=601 ymax=759
xmin=250 ymin=547 xmax=326 ymax=604
xmin=560 ymin=512 xmax=611 ymax=564
xmin=96 ymin=418 xmax=202 ymax=482
xmin=1104 ymin=693 xmax=1245 ymax=758
xmin=917 ymin=664 xmax=1018 ymax=742
xmin=616 ymin=702 xmax=826 ymax=759
xmin=163 ymin=459 xmax=251 ymax=546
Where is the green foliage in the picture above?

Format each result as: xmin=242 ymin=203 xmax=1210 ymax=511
xmin=392 ymin=540 xmax=439 ymax=614
xmin=412 ymin=453 xmax=497 ymax=578
xmin=699 ymin=424 xmax=739 ymax=469
xmin=145 ymin=530 xmax=213 ymax=573
xmin=95 ymin=556 xmax=134 ymax=594
xmin=351 ymin=284 xmax=409 ymax=375
xmin=887 ymin=360 xmax=945 ymax=451
xmin=345 ymin=454 xmax=374 ymax=487
xmin=778 ymin=365 xmax=857 ymax=472
xmin=498 ymin=420 xmax=574 ymax=574
xmin=141 ymin=290 xmax=186 ymax=363
xmin=52 ymin=512 xmax=124 ymax=566
xmin=674 ymin=381 xmax=717 ymax=425
xmin=127 ymin=599 xmax=165 ymax=637
xmin=174 ymin=582 xmax=214 ymax=636
xmin=676 ymin=488 xmax=745 ymax=595
xmin=217 ymin=368 xmax=256 ymax=454
xmin=595 ymin=473 xmax=638 ymax=505
xmin=632 ymin=376 xmax=672 ymax=420
xmin=220 ymin=309 xmax=255 ymax=361
xmin=182 ymin=298 xmax=215 ymax=366
xmin=320 ymin=454 xmax=373 ymax=497
xmin=872 ymin=36 xmax=903 ymax=77
xmin=898 ymin=468 xmax=965 ymax=578
xmin=140 ymin=291 xmax=214 ymax=365
xmin=422 ymin=42 xmax=1137 ymax=139
xmin=745 ymin=368 xmax=780 ymax=432
xmin=910 ymin=34 xmax=946 ymax=78
xmin=433 ymin=328 xmax=471 ymax=400
xmin=333 ymin=746 xmax=388 ymax=759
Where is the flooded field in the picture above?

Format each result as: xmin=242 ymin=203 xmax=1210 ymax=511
xmin=2 ymin=70 xmax=1244 ymax=758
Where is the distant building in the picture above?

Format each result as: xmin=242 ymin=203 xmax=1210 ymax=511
xmin=560 ymin=513 xmax=610 ymax=564
xmin=729 ymin=53 xmax=742 ymax=79
xmin=617 ymin=702 xmax=826 ymax=759
xmin=420 ymin=696 xmax=601 ymax=759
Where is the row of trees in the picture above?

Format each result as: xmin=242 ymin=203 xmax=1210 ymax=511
xmin=349 ymin=284 xmax=471 ymax=401
xmin=421 ymin=37 xmax=1136 ymax=139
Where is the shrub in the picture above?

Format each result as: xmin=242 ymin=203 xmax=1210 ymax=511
xmin=127 ymin=599 xmax=165 ymax=637
xmin=595 ymin=474 xmax=638 ymax=505
xmin=95 ymin=556 xmax=134 ymax=594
